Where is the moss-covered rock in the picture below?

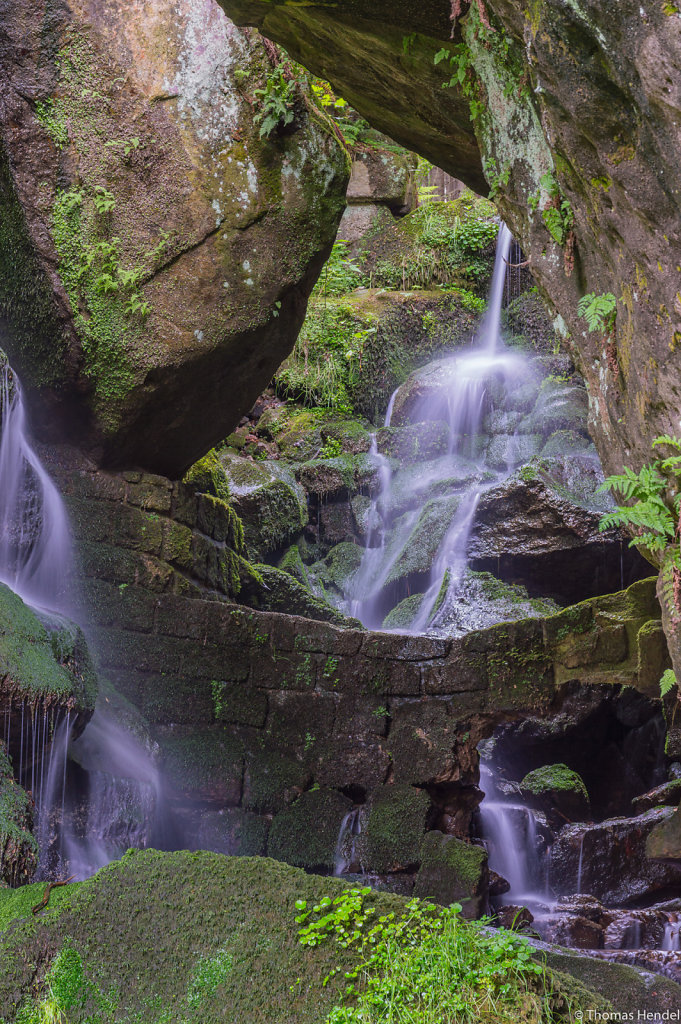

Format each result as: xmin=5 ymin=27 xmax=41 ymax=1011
xmin=361 ymin=784 xmax=429 ymax=873
xmin=0 ymin=849 xmax=651 ymax=1021
xmin=382 ymin=593 xmax=425 ymax=630
xmin=308 ymin=542 xmax=363 ymax=601
xmin=244 ymin=564 xmax=359 ymax=627
xmin=267 ymin=788 xmax=352 ymax=870
xmin=521 ymin=763 xmax=590 ymax=826
xmin=0 ymin=584 xmax=97 ymax=713
xmin=0 ymin=744 xmax=37 ymax=888
xmin=413 ymin=831 xmax=488 ymax=919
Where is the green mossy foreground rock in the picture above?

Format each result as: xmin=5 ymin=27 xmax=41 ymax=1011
xmin=0 ymin=0 xmax=348 ymax=476
xmin=413 ymin=831 xmax=488 ymax=920
xmin=1 ymin=850 xmax=680 ymax=1022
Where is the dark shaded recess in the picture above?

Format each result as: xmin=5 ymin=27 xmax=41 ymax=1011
xmin=486 ymin=686 xmax=667 ymax=820
xmin=470 ymin=543 xmax=652 ymax=607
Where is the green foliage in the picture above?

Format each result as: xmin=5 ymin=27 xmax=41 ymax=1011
xmin=320 ymin=437 xmax=343 ymax=459
xmin=254 ymin=65 xmax=299 ymax=139
xmin=294 ymin=888 xmax=551 ymax=1024
xmin=34 ymin=98 xmax=69 ymax=149
xmin=599 ymin=436 xmax=681 ymax=567
xmin=457 ymin=288 xmax=487 ymax=313
xmin=577 ymin=292 xmax=617 ymax=333
xmin=274 ymin=298 xmax=377 ymax=411
xmin=92 ymin=187 xmax=116 ymax=215
xmin=660 ymin=669 xmax=677 ymax=698
xmin=538 ymin=173 xmax=574 ymax=246
xmin=314 ymin=243 xmax=364 ymax=298
xmin=309 ymin=79 xmax=372 ymax=148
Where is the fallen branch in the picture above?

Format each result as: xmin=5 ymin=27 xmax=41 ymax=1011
xmin=32 ymin=875 xmax=75 ymax=915
xmin=503 ymin=258 xmax=530 ymax=268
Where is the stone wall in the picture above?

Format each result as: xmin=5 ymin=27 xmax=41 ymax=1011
xmin=46 ymin=446 xmax=672 ymax=883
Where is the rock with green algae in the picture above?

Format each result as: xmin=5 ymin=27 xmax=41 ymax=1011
xmin=520 ymin=763 xmax=590 ymax=826
xmin=413 ymin=831 xmax=488 ymax=920
xmin=267 ymin=788 xmax=352 ymax=871
xmin=646 ymin=804 xmax=681 ymax=862
xmin=359 ymin=784 xmax=430 ymax=874
xmin=0 ymin=743 xmax=37 ymax=888
xmin=218 ymin=451 xmax=308 ymax=560
xmin=0 ymin=583 xmax=97 ymax=714
xmin=308 ymin=542 xmax=363 ymax=601
xmin=382 ymin=593 xmax=425 ymax=630
xmin=0 ymin=0 xmax=348 ymax=476
xmin=243 ymin=564 xmax=361 ymax=627
xmin=1 ymin=849 xmax=659 ymax=1021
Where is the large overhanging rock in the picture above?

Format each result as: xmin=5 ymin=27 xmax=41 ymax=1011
xmin=0 ymin=0 xmax=348 ymax=476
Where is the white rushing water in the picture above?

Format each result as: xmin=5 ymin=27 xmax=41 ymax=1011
xmin=0 ymin=353 xmax=166 ymax=880
xmin=349 ymin=222 xmax=533 ymax=631
xmin=0 ymin=362 xmax=73 ymax=613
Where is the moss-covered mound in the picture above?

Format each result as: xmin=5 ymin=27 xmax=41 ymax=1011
xmin=2 ymin=850 xmax=680 ymax=1022
xmin=0 ymin=583 xmax=96 ymax=711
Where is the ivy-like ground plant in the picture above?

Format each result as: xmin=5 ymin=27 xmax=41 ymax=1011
xmin=295 ymin=887 xmax=573 ymax=1023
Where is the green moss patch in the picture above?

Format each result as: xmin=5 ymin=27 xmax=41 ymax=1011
xmin=0 ymin=850 xmax=631 ymax=1023
xmin=268 ymin=788 xmax=352 ymax=870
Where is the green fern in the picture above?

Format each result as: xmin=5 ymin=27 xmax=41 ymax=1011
xmin=577 ymin=292 xmax=617 ymax=333
xmin=598 ymin=436 xmax=681 ymax=557
xmin=660 ymin=669 xmax=677 ymax=697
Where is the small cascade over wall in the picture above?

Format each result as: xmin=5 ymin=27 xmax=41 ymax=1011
xmin=0 ymin=350 xmax=169 ymax=882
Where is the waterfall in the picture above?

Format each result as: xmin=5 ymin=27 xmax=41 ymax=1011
xmin=349 ymin=222 xmax=531 ymax=632
xmin=0 ymin=361 xmax=72 ymax=613
xmin=0 ymin=351 xmax=169 ymax=881
xmin=478 ymin=762 xmax=547 ymax=912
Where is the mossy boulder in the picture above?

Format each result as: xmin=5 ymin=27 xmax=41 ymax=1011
xmin=0 ymin=0 xmax=348 ymax=475
xmin=361 ymin=784 xmax=430 ymax=873
xmin=520 ymin=764 xmax=590 ymax=827
xmin=268 ymin=788 xmax=352 ymax=871
xmin=0 ymin=849 xmax=654 ymax=1021
xmin=0 ymin=584 xmax=97 ymax=718
xmin=413 ymin=832 xmax=488 ymax=920
xmin=382 ymin=593 xmax=425 ymax=630
xmin=523 ymin=378 xmax=589 ymax=437
xmin=244 ymin=564 xmax=359 ymax=627
xmin=308 ymin=542 xmax=364 ymax=601
xmin=0 ymin=744 xmax=37 ymax=887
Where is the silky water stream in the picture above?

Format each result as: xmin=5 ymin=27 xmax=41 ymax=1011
xmin=0 ymin=357 xmax=167 ymax=880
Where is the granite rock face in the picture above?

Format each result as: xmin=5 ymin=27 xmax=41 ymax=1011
xmin=0 ymin=0 xmax=348 ymax=475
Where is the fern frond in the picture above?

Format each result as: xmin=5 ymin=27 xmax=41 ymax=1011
xmin=653 ymin=434 xmax=681 ymax=451
xmin=660 ymin=669 xmax=677 ymax=697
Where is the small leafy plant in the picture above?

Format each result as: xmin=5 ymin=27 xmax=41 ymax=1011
xmin=660 ymin=669 xmax=677 ymax=698
xmin=577 ymin=291 xmax=617 ymax=333
xmin=294 ymin=888 xmax=550 ymax=1023
xmin=538 ymin=173 xmax=574 ymax=246
xmin=254 ymin=65 xmax=298 ymax=139
xmin=92 ymin=186 xmax=116 ymax=215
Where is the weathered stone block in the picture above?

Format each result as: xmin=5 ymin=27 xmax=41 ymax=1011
xmin=362 ymin=784 xmax=429 ymax=873
xmin=413 ymin=831 xmax=488 ymax=919
xmin=242 ymin=750 xmax=310 ymax=814
xmin=268 ymin=788 xmax=352 ymax=871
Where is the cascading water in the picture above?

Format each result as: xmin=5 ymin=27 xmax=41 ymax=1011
xmin=0 ymin=352 xmax=169 ymax=881
xmin=477 ymin=761 xmax=548 ymax=915
xmin=0 ymin=361 xmax=72 ymax=613
xmin=349 ymin=223 xmax=534 ymax=632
